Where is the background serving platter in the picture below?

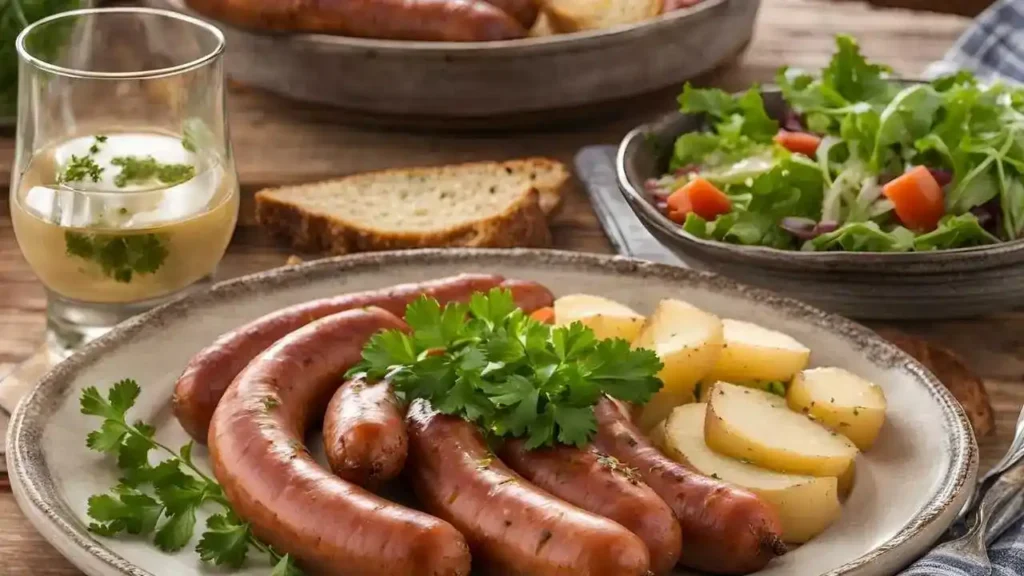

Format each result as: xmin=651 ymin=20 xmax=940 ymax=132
xmin=7 ymin=250 xmax=975 ymax=576
xmin=143 ymin=0 xmax=759 ymax=128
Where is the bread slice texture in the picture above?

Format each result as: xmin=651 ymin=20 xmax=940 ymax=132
xmin=541 ymin=0 xmax=663 ymax=32
xmin=255 ymin=159 xmax=568 ymax=255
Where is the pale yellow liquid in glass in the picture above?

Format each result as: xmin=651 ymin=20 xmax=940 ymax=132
xmin=12 ymin=132 xmax=239 ymax=304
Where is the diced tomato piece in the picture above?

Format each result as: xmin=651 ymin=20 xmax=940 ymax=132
xmin=685 ymin=178 xmax=732 ymax=220
xmin=666 ymin=177 xmax=731 ymax=222
xmin=882 ymin=166 xmax=945 ymax=231
xmin=529 ymin=307 xmax=555 ymax=325
xmin=774 ymin=130 xmax=822 ymax=157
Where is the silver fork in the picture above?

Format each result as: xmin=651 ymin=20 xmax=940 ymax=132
xmin=957 ymin=405 xmax=1024 ymax=523
xmin=929 ymin=461 xmax=1024 ymax=570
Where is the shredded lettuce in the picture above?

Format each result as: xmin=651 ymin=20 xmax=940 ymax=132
xmin=662 ymin=34 xmax=1024 ymax=252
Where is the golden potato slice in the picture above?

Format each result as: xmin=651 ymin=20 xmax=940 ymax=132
xmin=787 ymin=367 xmax=887 ymax=451
xmin=705 ymin=381 xmax=858 ymax=477
xmin=553 ymin=294 xmax=645 ymax=342
xmin=704 ymin=319 xmax=811 ymax=383
xmin=541 ymin=0 xmax=663 ymax=33
xmin=633 ymin=299 xmax=724 ymax=431
xmin=657 ymin=403 xmax=842 ymax=543
xmin=837 ymin=461 xmax=855 ymax=499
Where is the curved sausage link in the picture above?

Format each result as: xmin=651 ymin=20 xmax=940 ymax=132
xmin=173 ymin=274 xmax=553 ymax=443
xmin=208 ymin=307 xmax=471 ymax=576
xmin=593 ymin=397 xmax=787 ymax=575
xmin=405 ymin=399 xmax=651 ymax=576
xmin=323 ymin=374 xmax=407 ymax=488
xmin=498 ymin=439 xmax=682 ymax=575
xmin=184 ymin=0 xmax=528 ymax=41
xmin=479 ymin=0 xmax=539 ymax=28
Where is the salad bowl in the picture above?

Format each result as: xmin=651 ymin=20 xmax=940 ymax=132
xmin=617 ymin=87 xmax=1024 ymax=320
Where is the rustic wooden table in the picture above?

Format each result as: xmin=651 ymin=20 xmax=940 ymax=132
xmin=1 ymin=0 xmax=1021 ymax=573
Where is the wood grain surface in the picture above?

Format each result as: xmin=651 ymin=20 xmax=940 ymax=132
xmin=1 ymin=1 xmax=1021 ymax=574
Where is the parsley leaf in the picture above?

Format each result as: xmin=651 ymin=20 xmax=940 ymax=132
xmin=353 ymin=289 xmax=664 ymax=449
xmin=196 ymin=513 xmax=251 ymax=568
xmin=64 ymin=232 xmax=169 ymax=284
xmin=271 ymin=554 xmax=305 ymax=576
xmin=110 ymin=155 xmax=196 ymax=188
xmin=81 ymin=379 xmax=308 ymax=574
xmin=154 ymin=504 xmax=196 ymax=552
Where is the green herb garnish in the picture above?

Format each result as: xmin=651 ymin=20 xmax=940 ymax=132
xmin=64 ymin=231 xmax=168 ymax=283
xmin=81 ymin=380 xmax=304 ymax=575
xmin=351 ymin=289 xmax=664 ymax=449
xmin=765 ymin=381 xmax=787 ymax=397
xmin=0 ymin=0 xmax=80 ymax=117
xmin=58 ymin=154 xmax=104 ymax=184
xmin=110 ymin=155 xmax=196 ymax=188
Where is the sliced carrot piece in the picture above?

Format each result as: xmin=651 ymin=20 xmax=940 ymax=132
xmin=529 ymin=307 xmax=555 ymax=325
xmin=882 ymin=166 xmax=945 ymax=231
xmin=684 ymin=178 xmax=732 ymax=220
xmin=774 ymin=130 xmax=822 ymax=157
xmin=668 ymin=177 xmax=731 ymax=222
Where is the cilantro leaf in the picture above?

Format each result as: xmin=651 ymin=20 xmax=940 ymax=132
xmin=364 ymin=291 xmax=664 ymax=449
xmin=525 ymin=404 xmax=557 ymax=450
xmin=355 ymin=330 xmax=417 ymax=378
xmin=553 ymin=405 xmax=598 ymax=448
xmin=587 ymin=341 xmax=664 ymax=404
xmin=86 ymin=420 xmax=128 ymax=453
xmin=482 ymin=374 xmax=535 ymax=407
xmin=117 ymin=432 xmax=154 ymax=470
xmin=551 ymin=322 xmax=596 ymax=362
xmin=469 ymin=288 xmax=517 ymax=325
xmin=154 ymin=505 xmax=196 ymax=552
xmin=88 ymin=491 xmax=163 ymax=536
xmin=196 ymin=513 xmax=251 ymax=568
xmin=271 ymin=554 xmax=305 ymax=576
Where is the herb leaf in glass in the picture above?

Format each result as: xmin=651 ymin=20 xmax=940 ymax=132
xmin=11 ymin=8 xmax=239 ymax=354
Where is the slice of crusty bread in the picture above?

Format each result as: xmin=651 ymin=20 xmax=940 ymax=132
xmin=255 ymin=158 xmax=569 ymax=255
xmin=541 ymin=0 xmax=663 ymax=32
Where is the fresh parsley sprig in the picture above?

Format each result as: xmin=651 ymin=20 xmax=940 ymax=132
xmin=81 ymin=379 xmax=304 ymax=575
xmin=65 ymin=231 xmax=168 ymax=284
xmin=350 ymin=289 xmax=664 ymax=449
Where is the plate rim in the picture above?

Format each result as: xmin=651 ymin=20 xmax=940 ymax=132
xmin=7 ymin=248 xmax=978 ymax=576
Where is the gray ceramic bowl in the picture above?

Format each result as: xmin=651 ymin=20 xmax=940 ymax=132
xmin=144 ymin=0 xmax=758 ymax=127
xmin=617 ymin=88 xmax=1024 ymax=320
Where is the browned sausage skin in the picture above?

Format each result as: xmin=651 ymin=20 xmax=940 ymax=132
xmin=593 ymin=397 xmax=786 ymax=575
xmin=173 ymin=273 xmax=553 ymax=443
xmin=406 ymin=399 xmax=651 ymax=576
xmin=323 ymin=374 xmax=407 ymax=488
xmin=479 ymin=0 xmax=539 ymax=28
xmin=184 ymin=0 xmax=527 ymax=42
xmin=498 ymin=439 xmax=682 ymax=575
xmin=208 ymin=308 xmax=470 ymax=576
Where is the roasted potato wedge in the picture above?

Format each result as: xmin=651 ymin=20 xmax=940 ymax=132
xmin=787 ymin=367 xmax=887 ymax=451
xmin=633 ymin=299 xmax=724 ymax=431
xmin=657 ymin=403 xmax=842 ymax=543
xmin=704 ymin=319 xmax=811 ymax=384
xmin=553 ymin=294 xmax=646 ymax=342
xmin=704 ymin=381 xmax=859 ymax=477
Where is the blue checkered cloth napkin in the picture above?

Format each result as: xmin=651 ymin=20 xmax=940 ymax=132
xmin=924 ymin=0 xmax=1024 ymax=82
xmin=903 ymin=4 xmax=1024 ymax=573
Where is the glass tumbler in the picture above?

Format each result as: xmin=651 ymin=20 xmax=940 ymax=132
xmin=10 ymin=7 xmax=239 ymax=355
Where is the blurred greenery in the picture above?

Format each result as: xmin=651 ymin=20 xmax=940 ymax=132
xmin=0 ymin=0 xmax=81 ymax=117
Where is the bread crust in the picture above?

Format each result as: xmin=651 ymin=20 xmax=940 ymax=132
xmin=254 ymin=160 xmax=560 ymax=254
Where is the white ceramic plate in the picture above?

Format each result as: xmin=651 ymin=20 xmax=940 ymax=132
xmin=7 ymin=249 xmax=977 ymax=576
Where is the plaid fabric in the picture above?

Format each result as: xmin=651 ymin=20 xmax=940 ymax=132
xmin=925 ymin=0 xmax=1024 ymax=81
xmin=899 ymin=515 xmax=1024 ymax=575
